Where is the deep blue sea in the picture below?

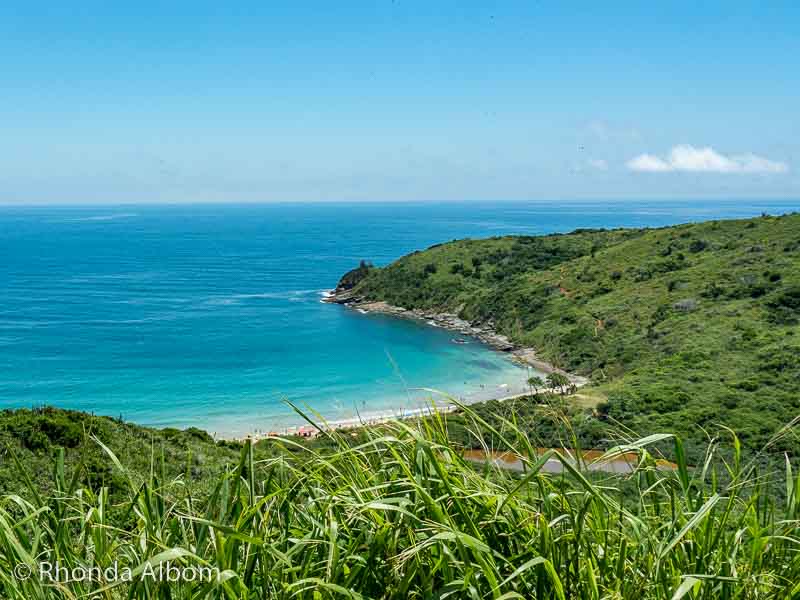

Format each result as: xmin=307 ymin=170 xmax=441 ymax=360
xmin=1 ymin=200 xmax=797 ymax=437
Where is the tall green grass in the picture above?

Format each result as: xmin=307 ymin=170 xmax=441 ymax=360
xmin=1 ymin=405 xmax=799 ymax=599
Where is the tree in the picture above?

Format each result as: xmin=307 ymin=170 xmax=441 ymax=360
xmin=527 ymin=376 xmax=545 ymax=397
xmin=546 ymin=372 xmax=571 ymax=395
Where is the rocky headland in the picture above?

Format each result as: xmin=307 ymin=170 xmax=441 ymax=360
xmin=324 ymin=285 xmax=586 ymax=386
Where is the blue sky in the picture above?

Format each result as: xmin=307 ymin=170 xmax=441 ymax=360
xmin=1 ymin=1 xmax=798 ymax=203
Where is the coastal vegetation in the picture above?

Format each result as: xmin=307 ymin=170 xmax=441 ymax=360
xmin=343 ymin=213 xmax=800 ymax=460
xmin=3 ymin=404 xmax=800 ymax=598
xmin=0 ymin=408 xmax=243 ymax=505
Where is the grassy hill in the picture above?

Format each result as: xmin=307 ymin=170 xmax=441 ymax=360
xmin=0 ymin=407 xmax=245 ymax=504
xmin=345 ymin=213 xmax=800 ymax=456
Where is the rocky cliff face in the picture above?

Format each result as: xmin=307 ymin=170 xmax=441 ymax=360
xmin=334 ymin=260 xmax=373 ymax=293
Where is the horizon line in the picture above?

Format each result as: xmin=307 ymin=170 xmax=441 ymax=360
xmin=1 ymin=196 xmax=800 ymax=208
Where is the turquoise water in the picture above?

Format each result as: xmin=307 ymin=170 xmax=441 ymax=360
xmin=1 ymin=200 xmax=797 ymax=436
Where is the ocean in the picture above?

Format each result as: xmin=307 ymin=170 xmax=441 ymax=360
xmin=1 ymin=200 xmax=797 ymax=437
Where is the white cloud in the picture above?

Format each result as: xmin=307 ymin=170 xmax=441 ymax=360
xmin=626 ymin=154 xmax=672 ymax=172
xmin=626 ymin=145 xmax=788 ymax=174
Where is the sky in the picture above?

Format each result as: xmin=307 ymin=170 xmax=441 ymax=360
xmin=1 ymin=1 xmax=798 ymax=203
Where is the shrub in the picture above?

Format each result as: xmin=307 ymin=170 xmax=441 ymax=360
xmin=673 ymin=298 xmax=697 ymax=312
xmin=689 ymin=239 xmax=708 ymax=253
xmin=767 ymin=287 xmax=800 ymax=324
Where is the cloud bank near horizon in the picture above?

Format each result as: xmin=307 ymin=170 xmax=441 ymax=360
xmin=627 ymin=145 xmax=789 ymax=174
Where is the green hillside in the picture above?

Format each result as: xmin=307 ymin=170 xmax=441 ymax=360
xmin=0 ymin=408 xmax=245 ymax=503
xmin=345 ymin=213 xmax=800 ymax=455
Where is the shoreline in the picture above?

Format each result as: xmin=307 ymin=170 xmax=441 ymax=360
xmin=322 ymin=289 xmax=586 ymax=386
xmin=240 ymin=388 xmax=540 ymax=442
xmin=235 ymin=289 xmax=588 ymax=442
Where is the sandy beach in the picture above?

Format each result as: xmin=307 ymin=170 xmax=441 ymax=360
xmin=239 ymin=386 xmax=560 ymax=442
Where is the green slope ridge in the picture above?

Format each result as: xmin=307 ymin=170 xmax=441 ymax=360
xmin=0 ymin=407 xmax=243 ymax=501
xmin=346 ymin=213 xmax=800 ymax=454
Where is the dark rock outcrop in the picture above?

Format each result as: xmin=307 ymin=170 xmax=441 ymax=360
xmin=334 ymin=260 xmax=373 ymax=292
